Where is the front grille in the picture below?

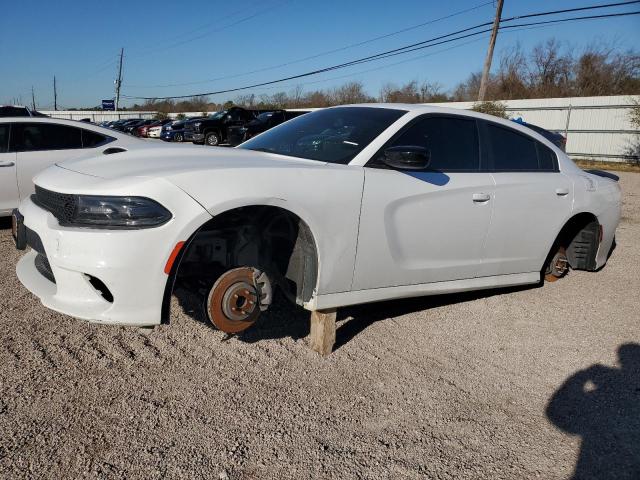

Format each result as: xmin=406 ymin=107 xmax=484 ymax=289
xmin=35 ymin=253 xmax=56 ymax=284
xmin=32 ymin=185 xmax=76 ymax=223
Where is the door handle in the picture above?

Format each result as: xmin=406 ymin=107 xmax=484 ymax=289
xmin=555 ymin=188 xmax=569 ymax=196
xmin=0 ymin=161 xmax=15 ymax=167
xmin=472 ymin=193 xmax=491 ymax=203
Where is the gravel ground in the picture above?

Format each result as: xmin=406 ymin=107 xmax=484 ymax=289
xmin=0 ymin=172 xmax=639 ymax=479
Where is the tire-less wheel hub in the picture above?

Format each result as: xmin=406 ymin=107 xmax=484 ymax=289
xmin=545 ymin=247 xmax=569 ymax=282
xmin=206 ymin=267 xmax=270 ymax=333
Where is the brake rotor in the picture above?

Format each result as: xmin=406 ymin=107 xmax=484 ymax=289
xmin=545 ymin=246 xmax=569 ymax=282
xmin=206 ymin=267 xmax=263 ymax=333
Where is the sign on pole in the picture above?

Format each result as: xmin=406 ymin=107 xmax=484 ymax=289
xmin=102 ymin=99 xmax=115 ymax=111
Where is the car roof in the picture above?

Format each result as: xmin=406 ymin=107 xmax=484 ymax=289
xmin=329 ymin=103 xmax=567 ymax=156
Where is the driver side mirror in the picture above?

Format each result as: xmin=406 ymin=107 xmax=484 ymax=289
xmin=383 ymin=146 xmax=431 ymax=170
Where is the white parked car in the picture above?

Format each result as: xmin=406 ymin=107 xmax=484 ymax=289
xmin=147 ymin=125 xmax=163 ymax=138
xmin=0 ymin=117 xmax=144 ymax=216
xmin=12 ymin=105 xmax=621 ymax=334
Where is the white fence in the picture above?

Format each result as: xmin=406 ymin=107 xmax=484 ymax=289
xmin=41 ymin=95 xmax=639 ymax=163
xmin=426 ymin=95 xmax=639 ymax=163
xmin=41 ymin=111 xmax=157 ymax=122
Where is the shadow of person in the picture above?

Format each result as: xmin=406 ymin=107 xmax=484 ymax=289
xmin=546 ymin=343 xmax=640 ymax=480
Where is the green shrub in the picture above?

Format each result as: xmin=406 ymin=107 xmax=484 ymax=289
xmin=471 ymin=101 xmax=509 ymax=119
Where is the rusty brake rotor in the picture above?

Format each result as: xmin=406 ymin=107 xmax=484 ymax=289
xmin=206 ymin=267 xmax=266 ymax=334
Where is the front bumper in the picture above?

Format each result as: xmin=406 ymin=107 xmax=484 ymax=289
xmin=16 ymin=191 xmax=210 ymax=326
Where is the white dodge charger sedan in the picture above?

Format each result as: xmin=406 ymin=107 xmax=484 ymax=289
xmin=0 ymin=117 xmax=144 ymax=217
xmin=12 ymin=104 xmax=621 ymax=333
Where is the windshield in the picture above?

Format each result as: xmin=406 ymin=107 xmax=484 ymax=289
xmin=238 ymin=107 xmax=406 ymax=164
xmin=208 ymin=110 xmax=227 ymax=120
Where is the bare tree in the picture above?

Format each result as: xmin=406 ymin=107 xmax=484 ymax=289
xmin=529 ymin=39 xmax=572 ymax=98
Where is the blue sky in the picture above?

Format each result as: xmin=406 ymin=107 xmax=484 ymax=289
xmin=1 ymin=0 xmax=639 ymax=108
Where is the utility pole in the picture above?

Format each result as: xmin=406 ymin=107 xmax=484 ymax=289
xmin=31 ymin=86 xmax=36 ymax=111
xmin=478 ymin=0 xmax=504 ymax=101
xmin=53 ymin=75 xmax=58 ymax=111
xmin=115 ymin=47 xmax=124 ymax=112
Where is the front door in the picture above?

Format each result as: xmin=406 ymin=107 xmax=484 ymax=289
xmin=0 ymin=124 xmax=18 ymax=215
xmin=352 ymin=114 xmax=494 ymax=291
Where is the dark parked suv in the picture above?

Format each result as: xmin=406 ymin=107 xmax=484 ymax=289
xmin=227 ymin=110 xmax=310 ymax=146
xmin=161 ymin=117 xmax=205 ymax=142
xmin=186 ymin=107 xmax=260 ymax=146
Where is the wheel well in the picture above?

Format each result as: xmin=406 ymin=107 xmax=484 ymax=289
xmin=550 ymin=213 xmax=600 ymax=271
xmin=166 ymin=206 xmax=318 ymax=321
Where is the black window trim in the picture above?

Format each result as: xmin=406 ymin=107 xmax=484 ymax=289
xmin=365 ymin=112 xmax=484 ymax=173
xmin=478 ymin=119 xmax=560 ymax=173
xmin=80 ymin=128 xmax=116 ymax=149
xmin=5 ymin=122 xmax=116 ymax=152
xmin=0 ymin=123 xmax=10 ymax=154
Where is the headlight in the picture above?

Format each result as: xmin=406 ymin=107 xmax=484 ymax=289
xmin=71 ymin=196 xmax=172 ymax=228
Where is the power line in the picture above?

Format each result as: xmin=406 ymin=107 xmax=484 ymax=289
xmin=124 ymin=0 xmax=640 ymax=91
xmin=122 ymin=7 xmax=640 ymax=101
xmin=128 ymin=0 xmax=292 ymax=58
xmin=124 ymin=1 xmax=494 ymax=88
xmin=242 ymin=20 xmax=581 ymax=95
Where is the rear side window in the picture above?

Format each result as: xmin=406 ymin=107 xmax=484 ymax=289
xmin=0 ymin=124 xmax=9 ymax=153
xmin=81 ymin=129 xmax=109 ymax=148
xmin=14 ymin=123 xmax=82 ymax=151
xmin=383 ymin=116 xmax=480 ymax=171
xmin=537 ymin=144 xmax=557 ymax=171
xmin=485 ymin=123 xmax=556 ymax=171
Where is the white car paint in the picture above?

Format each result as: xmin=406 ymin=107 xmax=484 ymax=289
xmin=14 ymin=104 xmax=621 ymax=327
xmin=147 ymin=125 xmax=162 ymax=138
xmin=0 ymin=118 xmax=145 ymax=216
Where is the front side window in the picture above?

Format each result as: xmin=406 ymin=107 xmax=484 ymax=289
xmin=486 ymin=123 xmax=543 ymax=171
xmin=14 ymin=123 xmax=82 ymax=151
xmin=0 ymin=124 xmax=9 ymax=153
xmin=239 ymin=107 xmax=406 ymax=164
xmin=375 ymin=116 xmax=480 ymax=171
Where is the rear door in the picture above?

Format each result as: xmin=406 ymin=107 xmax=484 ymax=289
xmin=352 ymin=114 xmax=495 ymax=290
xmin=13 ymin=122 xmax=84 ymax=200
xmin=0 ymin=123 xmax=18 ymax=214
xmin=478 ymin=120 xmax=573 ymax=277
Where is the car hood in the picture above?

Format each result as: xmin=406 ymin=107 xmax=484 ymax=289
xmin=55 ymin=145 xmax=324 ymax=181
